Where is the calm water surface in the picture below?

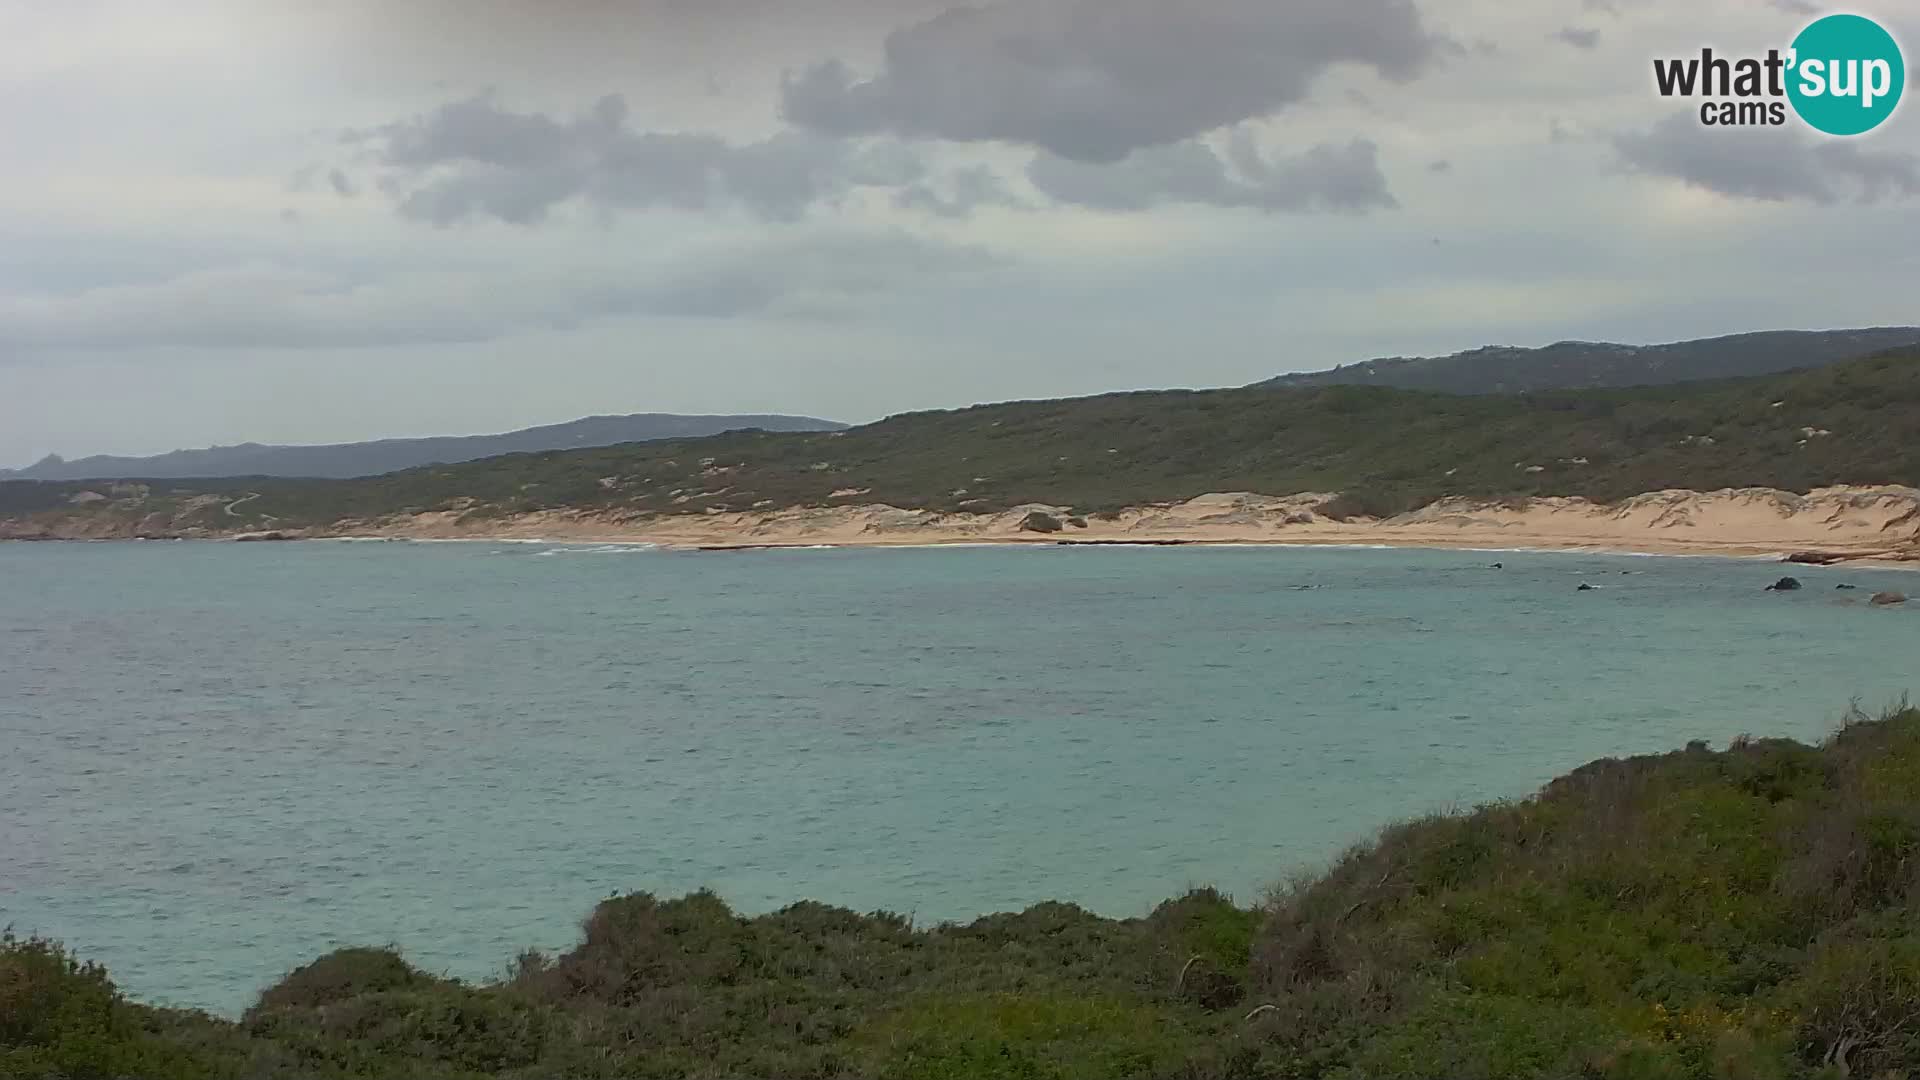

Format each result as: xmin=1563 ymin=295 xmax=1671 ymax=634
xmin=2 ymin=540 xmax=1915 ymax=1013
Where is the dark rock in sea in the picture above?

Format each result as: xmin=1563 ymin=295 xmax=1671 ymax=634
xmin=1765 ymin=577 xmax=1802 ymax=592
xmin=1490 ymin=562 xmax=1503 ymax=569
xmin=233 ymin=531 xmax=292 ymax=542
xmin=1836 ymin=584 xmax=1858 ymax=590
xmin=1784 ymin=551 xmax=1846 ymax=566
xmin=1871 ymin=591 xmax=1908 ymax=606
xmin=1577 ymin=583 xmax=1597 ymax=591
xmin=1019 ymin=511 xmax=1064 ymax=534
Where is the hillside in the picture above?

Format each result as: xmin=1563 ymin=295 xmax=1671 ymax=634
xmin=0 ymin=413 xmax=847 ymax=482
xmin=1258 ymin=327 xmax=1920 ymax=395
xmin=8 ymin=704 xmax=1920 ymax=1079
xmin=4 ymin=348 xmax=1919 ymax=541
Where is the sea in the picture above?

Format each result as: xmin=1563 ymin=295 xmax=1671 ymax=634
xmin=2 ymin=539 xmax=1915 ymax=1014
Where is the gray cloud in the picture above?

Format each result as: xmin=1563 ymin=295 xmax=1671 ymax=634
xmin=327 ymin=168 xmax=357 ymax=197
xmin=780 ymin=0 xmax=1438 ymax=162
xmin=324 ymin=0 xmax=953 ymax=83
xmin=349 ymin=92 xmax=925 ymax=224
xmin=1769 ymin=0 xmax=1820 ymax=15
xmin=1027 ymin=134 xmax=1396 ymax=213
xmin=1550 ymin=27 xmax=1601 ymax=50
xmin=893 ymin=165 xmax=1026 ymax=218
xmin=1613 ymin=114 xmax=1920 ymax=205
xmin=0 ymin=231 xmax=999 ymax=352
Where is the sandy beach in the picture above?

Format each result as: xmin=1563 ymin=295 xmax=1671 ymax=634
xmin=8 ymin=484 xmax=1919 ymax=564
xmin=269 ymin=484 xmax=1920 ymax=564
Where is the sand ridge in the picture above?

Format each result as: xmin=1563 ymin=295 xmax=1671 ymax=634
xmin=287 ymin=485 xmax=1920 ymax=562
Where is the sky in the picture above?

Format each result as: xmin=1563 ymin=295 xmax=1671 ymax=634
xmin=3 ymin=0 xmax=1917 ymax=466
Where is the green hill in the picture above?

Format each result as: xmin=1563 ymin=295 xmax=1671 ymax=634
xmin=8 ymin=704 xmax=1920 ymax=1079
xmin=0 ymin=414 xmax=848 ymax=482
xmin=1257 ymin=327 xmax=1920 ymax=395
xmin=4 ymin=348 xmax=1920 ymax=536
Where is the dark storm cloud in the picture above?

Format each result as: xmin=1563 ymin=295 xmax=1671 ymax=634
xmin=1613 ymin=114 xmax=1920 ymax=205
xmin=351 ymin=92 xmax=923 ymax=224
xmin=1549 ymin=27 xmax=1601 ymax=50
xmin=780 ymin=0 xmax=1439 ymax=162
xmin=1026 ymin=134 xmax=1396 ymax=213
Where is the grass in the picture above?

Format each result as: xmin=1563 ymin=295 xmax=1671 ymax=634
xmin=4 ymin=348 xmax=1919 ymax=537
xmin=8 ymin=705 xmax=1920 ymax=1078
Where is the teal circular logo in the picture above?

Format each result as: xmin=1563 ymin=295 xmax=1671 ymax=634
xmin=1787 ymin=14 xmax=1905 ymax=135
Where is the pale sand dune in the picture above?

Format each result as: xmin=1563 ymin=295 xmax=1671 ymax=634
xmin=324 ymin=485 xmax=1920 ymax=564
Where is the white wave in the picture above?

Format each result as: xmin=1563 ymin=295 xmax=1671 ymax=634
xmin=407 ymin=537 xmax=555 ymax=544
xmin=866 ymin=542 xmax=1034 ymax=550
xmin=530 ymin=543 xmax=660 ymax=556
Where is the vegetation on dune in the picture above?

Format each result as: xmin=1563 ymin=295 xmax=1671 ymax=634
xmin=10 ymin=705 xmax=1920 ymax=1079
xmin=1257 ymin=327 xmax=1920 ymax=395
xmin=2 ymin=349 xmax=1919 ymax=535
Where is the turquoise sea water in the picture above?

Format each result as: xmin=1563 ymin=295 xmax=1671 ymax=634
xmin=2 ymin=539 xmax=1916 ymax=1014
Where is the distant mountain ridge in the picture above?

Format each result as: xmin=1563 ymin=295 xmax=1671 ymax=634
xmin=1257 ymin=327 xmax=1920 ymax=394
xmin=2 ymin=413 xmax=848 ymax=481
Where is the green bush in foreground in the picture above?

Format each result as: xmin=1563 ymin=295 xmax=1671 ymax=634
xmin=7 ymin=707 xmax=1920 ymax=1079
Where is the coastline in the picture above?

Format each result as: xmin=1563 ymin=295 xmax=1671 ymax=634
xmin=213 ymin=484 xmax=1920 ymax=567
xmin=6 ymin=484 xmax=1920 ymax=566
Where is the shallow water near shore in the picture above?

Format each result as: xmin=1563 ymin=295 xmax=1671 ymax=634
xmin=3 ymin=540 xmax=1916 ymax=1014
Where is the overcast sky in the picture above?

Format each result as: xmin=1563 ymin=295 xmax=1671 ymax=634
xmin=3 ymin=0 xmax=1917 ymax=465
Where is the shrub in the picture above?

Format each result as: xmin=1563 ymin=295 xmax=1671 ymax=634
xmin=252 ymin=946 xmax=435 ymax=1011
xmin=1776 ymin=926 xmax=1920 ymax=1076
xmin=851 ymin=992 xmax=1205 ymax=1080
xmin=0 ymin=933 xmax=225 ymax=1080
